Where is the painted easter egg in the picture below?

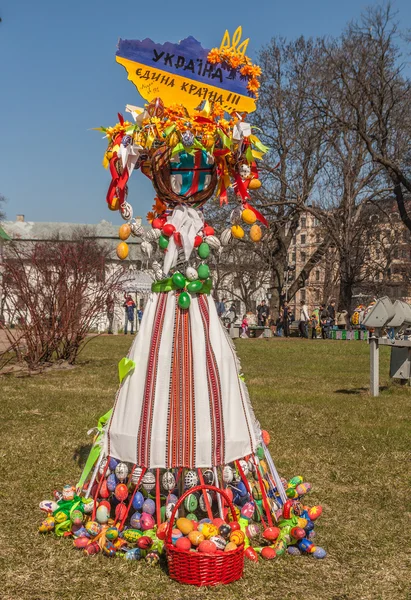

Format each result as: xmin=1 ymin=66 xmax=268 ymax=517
xmin=162 ymin=223 xmax=176 ymax=237
xmin=145 ymin=551 xmax=160 ymax=566
xmin=70 ymin=510 xmax=83 ymax=526
xmin=198 ymin=242 xmax=210 ymax=259
xmin=105 ymin=527 xmax=118 ymax=541
xmin=203 ymin=225 xmax=215 ymax=236
xmin=137 ymin=535 xmax=153 ymax=550
xmin=246 ymin=524 xmax=260 ymax=538
xmin=199 ymin=491 xmax=213 ymax=513
xmin=305 ymin=520 xmax=315 ymax=533
xmin=83 ymin=541 xmax=100 ymax=556
xmin=142 ymin=499 xmax=156 ymax=515
xmin=129 ymin=511 xmax=141 ymax=529
xmin=308 ymin=506 xmax=322 ymax=521
xmin=223 ymin=466 xmax=234 ymax=483
xmin=131 ymin=467 xmax=143 ymax=485
xmin=62 ymin=485 xmax=74 ymax=501
xmin=194 ymin=235 xmax=203 ymax=247
xmin=288 ymin=476 xmax=303 ymax=487
xmin=39 ymin=500 xmax=58 ymax=513
xmin=102 ymin=541 xmax=116 ymax=558
xmin=85 ymin=521 xmax=101 ymax=537
xmin=158 ymin=234 xmax=169 ymax=250
xmin=218 ymin=524 xmax=231 ymax=539
xmin=186 ymin=513 xmax=198 ymax=522
xmin=161 ymin=471 xmax=176 ymax=492
xmin=140 ymin=512 xmax=155 ymax=531
xmin=229 ymin=521 xmax=241 ymax=532
xmin=82 ymin=499 xmax=94 ymax=515
xmin=115 ymin=462 xmax=129 ymax=482
xmin=296 ymin=482 xmax=311 ymax=496
xmin=187 ymin=280 xmax=203 ymax=293
xmin=229 ymin=530 xmax=245 ymax=545
xmin=297 ymin=538 xmax=314 ymax=553
xmin=171 ymin=529 xmax=183 ymax=545
xmin=116 ymin=242 xmax=129 ymax=260
xmin=54 ymin=510 xmax=69 ymax=524
xmin=209 ymin=535 xmax=226 ymax=551
xmin=241 ymin=503 xmax=255 ymax=521
xmin=184 ymin=470 xmax=199 ymax=489
xmin=119 ymin=224 xmax=131 ymax=241
xmin=248 ymin=178 xmax=261 ymax=190
xmin=73 ymin=537 xmax=90 ymax=549
xmin=176 ymin=518 xmax=194 ymax=536
xmin=197 ymin=264 xmax=210 ymax=280
xmin=185 ymin=266 xmax=198 ymax=281
xmin=282 ymin=500 xmax=294 ymax=520
xmin=172 ymin=272 xmax=185 ymax=289
xmin=220 ymin=228 xmax=232 ymax=246
xmin=165 ymin=502 xmax=177 ymax=520
xmin=201 ymin=469 xmax=214 ymax=485
xmin=203 ymin=524 xmax=219 ymax=539
xmin=124 ymin=548 xmax=141 ymax=561
xmin=231 ymin=225 xmax=245 ymax=239
xmin=152 ymin=217 xmax=165 ymax=230
xmin=206 ymin=235 xmax=221 ymax=250
xmin=287 ymin=546 xmax=302 ymax=556
xmin=156 ymin=522 xmax=168 ymax=541
xmin=198 ymin=540 xmax=217 ymax=554
xmin=115 ymin=483 xmax=129 ymax=502
xmin=106 ymin=473 xmax=118 ymax=493
xmin=188 ymin=531 xmax=204 ymax=546
xmin=178 ymin=291 xmax=191 ymax=309
xmin=175 ymin=536 xmax=191 ymax=551
xmin=242 ymin=208 xmax=257 ymax=225
xmin=38 ymin=516 xmax=55 ymax=533
xmin=142 ymin=471 xmax=156 ymax=492
xmin=261 ymin=546 xmax=277 ymax=560
xmin=96 ymin=505 xmax=109 ymax=524
xmin=123 ymin=529 xmax=142 ymax=543
xmin=120 ymin=201 xmax=133 ymax=221
xmin=230 ymin=207 xmax=243 ymax=225
xmin=290 ymin=527 xmax=305 ymax=540
xmin=184 ymin=493 xmax=198 ymax=513
xmin=225 ymin=541 xmax=238 ymax=552
xmin=263 ymin=527 xmax=280 ymax=542
xmin=245 ymin=547 xmax=259 ymax=562
xmin=286 ymin=488 xmax=298 ymax=499
xmin=130 ymin=492 xmax=143 ymax=512
xmin=312 ymin=546 xmax=327 ymax=559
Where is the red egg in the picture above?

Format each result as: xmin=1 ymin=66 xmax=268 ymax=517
xmin=224 ymin=488 xmax=234 ymax=502
xmin=261 ymin=546 xmax=276 ymax=560
xmin=115 ymin=503 xmax=127 ymax=522
xmin=308 ymin=506 xmax=323 ymax=521
xmin=156 ymin=522 xmax=168 ymax=541
xmin=204 ymin=225 xmax=215 ymax=236
xmin=99 ymin=481 xmax=110 ymax=499
xmin=213 ymin=518 xmax=224 ymax=528
xmin=290 ymin=527 xmax=305 ymax=540
xmin=262 ymin=527 xmax=280 ymax=542
xmin=99 ymin=500 xmax=111 ymax=511
xmin=73 ymin=537 xmax=90 ymax=549
xmin=245 ymin=547 xmax=259 ymax=562
xmin=175 ymin=537 xmax=191 ymax=551
xmin=152 ymin=217 xmax=166 ymax=230
xmin=198 ymin=540 xmax=217 ymax=554
xmin=137 ymin=536 xmax=153 ymax=550
xmin=162 ymin=223 xmax=176 ymax=237
xmin=114 ymin=484 xmax=128 ymax=502
xmin=282 ymin=500 xmax=293 ymax=519
xmin=173 ymin=232 xmax=182 ymax=246
xmin=229 ymin=522 xmax=241 ymax=532
xmin=194 ymin=235 xmax=202 ymax=247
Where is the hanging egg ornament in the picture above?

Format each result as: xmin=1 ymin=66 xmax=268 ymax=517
xmin=221 ymin=228 xmax=233 ymax=246
xmin=204 ymin=225 xmax=215 ymax=237
xmin=116 ymin=242 xmax=129 ymax=260
xmin=206 ymin=235 xmax=221 ymax=250
xmin=162 ymin=223 xmax=176 ymax=237
xmin=119 ymin=224 xmax=131 ymax=240
xmin=131 ymin=467 xmax=143 ymax=486
xmin=231 ymin=225 xmax=245 ymax=239
xmin=115 ymin=462 xmax=129 ymax=482
xmin=194 ymin=235 xmax=203 ymax=247
xmin=172 ymin=272 xmax=186 ymax=289
xmin=187 ymin=280 xmax=203 ymax=293
xmin=186 ymin=266 xmax=198 ymax=281
xmin=130 ymin=222 xmax=144 ymax=237
xmin=158 ymin=235 xmax=169 ymax=250
xmin=132 ymin=492 xmax=144 ymax=511
xmin=181 ymin=130 xmax=195 ymax=147
xmin=146 ymin=229 xmax=161 ymax=242
xmin=248 ymin=178 xmax=262 ymax=190
xmin=198 ymin=243 xmax=210 ymax=259
xmin=250 ymin=224 xmax=262 ymax=242
xmin=162 ymin=471 xmax=176 ymax=491
xmin=197 ymin=264 xmax=210 ymax=280
xmin=142 ymin=471 xmax=156 ymax=492
xmin=184 ymin=470 xmax=199 ymax=489
xmin=120 ymin=202 xmax=133 ymax=221
xmin=242 ymin=208 xmax=257 ymax=225
xmin=178 ymin=291 xmax=191 ymax=309
xmin=108 ymin=197 xmax=120 ymax=211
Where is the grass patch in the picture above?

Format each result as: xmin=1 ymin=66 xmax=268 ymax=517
xmin=1 ymin=336 xmax=410 ymax=599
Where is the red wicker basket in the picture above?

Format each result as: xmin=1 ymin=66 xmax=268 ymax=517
xmin=165 ymin=484 xmax=244 ymax=587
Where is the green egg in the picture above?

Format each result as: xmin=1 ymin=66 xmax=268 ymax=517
xmin=172 ymin=272 xmax=186 ymax=289
xmin=187 ymin=280 xmax=203 ymax=293
xmin=186 ymin=512 xmax=198 ymax=521
xmin=197 ymin=264 xmax=210 ymax=280
xmin=198 ymin=242 xmax=210 ymax=259
xmin=158 ymin=234 xmax=169 ymax=249
xmin=184 ymin=494 xmax=198 ymax=512
xmin=178 ymin=291 xmax=191 ymax=309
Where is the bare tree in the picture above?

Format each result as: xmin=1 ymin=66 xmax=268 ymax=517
xmin=1 ymin=230 xmax=124 ymax=369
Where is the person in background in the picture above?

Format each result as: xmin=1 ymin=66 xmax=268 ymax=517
xmin=336 ymin=308 xmax=348 ymax=330
xmin=276 ymin=307 xmax=284 ymax=337
xmin=240 ymin=314 xmax=249 ymax=338
xmin=257 ymin=299 xmax=269 ymax=326
xmin=320 ymin=303 xmax=330 ymax=339
xmin=311 ymin=307 xmax=319 ymax=339
xmin=137 ymin=308 xmax=143 ymax=330
xmin=123 ymin=294 xmax=136 ymax=335
xmin=298 ymin=300 xmax=310 ymax=338
xmin=106 ymin=295 xmax=115 ymax=335
xmin=216 ymin=297 xmax=227 ymax=319
xmin=327 ymin=300 xmax=336 ymax=328
xmin=282 ymin=301 xmax=291 ymax=338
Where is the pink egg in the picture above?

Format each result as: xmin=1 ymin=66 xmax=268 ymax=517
xmin=140 ymin=512 xmax=155 ymax=531
xmin=240 ymin=502 xmax=255 ymax=520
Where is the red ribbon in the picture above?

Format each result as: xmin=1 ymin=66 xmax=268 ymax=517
xmin=243 ymin=201 xmax=269 ymax=228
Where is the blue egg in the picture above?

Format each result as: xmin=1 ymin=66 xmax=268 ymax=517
xmin=287 ymin=546 xmax=302 ymax=556
xmin=167 ymin=493 xmax=178 ymax=504
xmin=236 ymin=482 xmax=247 ymax=497
xmin=107 ymin=473 xmax=118 ymax=492
xmin=132 ymin=491 xmax=144 ymax=510
xmin=109 ymin=458 xmax=119 ymax=470
xmin=142 ymin=498 xmax=156 ymax=515
xmin=297 ymin=538 xmax=313 ymax=553
xmin=130 ymin=511 xmax=141 ymax=529
xmin=125 ymin=547 xmax=141 ymax=560
xmin=313 ymin=546 xmax=327 ymax=559
xmin=307 ymin=529 xmax=316 ymax=540
xmin=304 ymin=520 xmax=315 ymax=532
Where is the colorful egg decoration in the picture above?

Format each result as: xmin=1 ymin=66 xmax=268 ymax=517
xmin=184 ymin=470 xmax=199 ymax=489
xmin=198 ymin=242 xmax=210 ymax=259
xmin=197 ymin=264 xmax=210 ymax=280
xmin=39 ymin=516 xmax=55 ymax=533
xmin=124 ymin=548 xmax=141 ymax=561
xmin=115 ymin=462 xmax=129 ymax=482
xmin=198 ymin=540 xmax=217 ymax=554
xmin=188 ymin=530 xmax=204 ymax=546
xmin=250 ymin=224 xmax=262 ymax=242
xmin=172 ymin=271 xmax=186 ymax=289
xmin=245 ymin=546 xmax=259 ymax=562
xmin=176 ymin=517 xmax=194 ymax=535
xmin=185 ymin=266 xmax=198 ymax=281
xmin=210 ymin=535 xmax=226 ymax=550
xmin=223 ymin=466 xmax=234 ymax=483
xmin=308 ymin=506 xmax=322 ymax=521
xmin=206 ymin=235 xmax=221 ymax=250
xmin=178 ymin=291 xmax=191 ymax=309
xmin=105 ymin=527 xmax=118 ymax=541
xmin=123 ymin=529 xmax=142 ymax=543
xmin=129 ymin=511 xmax=141 ymax=529
xmin=248 ymin=178 xmax=261 ymax=190
xmin=263 ymin=527 xmax=280 ymax=542
xmin=145 ymin=551 xmax=160 ymax=566
xmin=220 ymin=228 xmax=232 ymax=246
xmin=241 ymin=502 xmax=255 ymax=521
xmin=70 ymin=510 xmax=84 ymax=526
xmin=142 ymin=498 xmax=156 ymax=515
xmin=39 ymin=500 xmax=58 ymax=513
xmin=132 ymin=491 xmax=144 ymax=510
xmin=184 ymin=493 xmax=198 ymax=513
xmin=115 ymin=483 xmax=129 ymax=502
xmin=218 ymin=524 xmax=231 ymax=539
xmin=296 ymin=482 xmax=311 ymax=496
xmin=241 ymin=208 xmax=257 ymax=225
xmin=231 ymin=225 xmax=245 ymax=239
xmin=246 ymin=523 xmax=260 ymax=538
xmin=82 ymin=499 xmax=94 ymax=515
xmin=199 ymin=491 xmax=213 ymax=513
xmin=312 ymin=546 xmax=327 ymax=559
xmin=230 ymin=530 xmax=245 ymax=545
xmin=142 ymin=471 xmax=156 ymax=492
xmin=116 ymin=242 xmax=129 ymax=260
xmin=162 ymin=471 xmax=176 ymax=491
xmin=62 ymin=485 xmax=74 ymax=501
xmin=261 ymin=546 xmax=276 ymax=560
xmin=96 ymin=505 xmax=110 ymax=524
xmin=119 ymin=224 xmax=131 ymax=241
xmin=175 ymin=536 xmax=191 ymax=551
xmin=137 ymin=535 xmax=154 ymax=550
xmin=140 ymin=512 xmax=155 ymax=531
xmin=162 ymin=223 xmax=176 ymax=237
xmin=73 ymin=537 xmax=90 ymax=549
xmin=102 ymin=541 xmax=116 ymax=557
xmin=225 ymin=541 xmax=238 ymax=552
xmin=131 ymin=467 xmax=143 ymax=486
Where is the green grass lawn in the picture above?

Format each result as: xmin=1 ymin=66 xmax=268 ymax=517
xmin=1 ymin=336 xmax=410 ymax=600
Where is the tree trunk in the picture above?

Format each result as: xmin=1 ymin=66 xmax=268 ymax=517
xmin=339 ymin=277 xmax=353 ymax=314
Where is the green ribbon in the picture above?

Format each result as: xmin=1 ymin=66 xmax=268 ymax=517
xmin=118 ymin=357 xmax=136 ymax=384
xmin=151 ymin=277 xmax=213 ymax=294
xmin=75 ymin=408 xmax=113 ymax=490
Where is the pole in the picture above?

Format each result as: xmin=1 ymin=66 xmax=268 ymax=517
xmin=369 ymin=332 xmax=379 ymax=397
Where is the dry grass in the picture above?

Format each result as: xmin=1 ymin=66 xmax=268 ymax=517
xmin=1 ymin=336 xmax=410 ymax=600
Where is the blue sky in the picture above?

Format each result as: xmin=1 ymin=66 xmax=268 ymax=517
xmin=1 ymin=0 xmax=410 ymax=225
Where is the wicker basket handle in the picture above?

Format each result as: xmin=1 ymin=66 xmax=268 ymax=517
xmin=165 ymin=484 xmax=237 ymax=545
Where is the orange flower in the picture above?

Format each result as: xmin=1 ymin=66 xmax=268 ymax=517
xmin=247 ymin=78 xmax=260 ymax=92
xmin=146 ymin=211 xmax=155 ymax=224
xmin=229 ymin=55 xmax=242 ymax=69
xmin=207 ymin=48 xmax=222 ymax=64
xmin=154 ymin=196 xmax=166 ymax=214
xmin=249 ymin=65 xmax=262 ymax=78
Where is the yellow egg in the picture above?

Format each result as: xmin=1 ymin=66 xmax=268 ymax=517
xmin=225 ymin=541 xmax=238 ymax=552
xmin=250 ymin=224 xmax=262 ymax=242
xmin=176 ymin=517 xmax=194 ymax=535
xmin=231 ymin=225 xmax=245 ymax=239
xmin=242 ymin=208 xmax=257 ymax=225
xmin=108 ymin=197 xmax=120 ymax=211
xmin=119 ymin=224 xmax=131 ymax=241
xmin=116 ymin=242 xmax=129 ymax=260
xmin=248 ymin=178 xmax=262 ymax=190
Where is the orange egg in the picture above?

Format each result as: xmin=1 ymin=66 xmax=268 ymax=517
xmin=119 ymin=224 xmax=131 ymax=241
xmin=229 ymin=530 xmax=245 ymax=545
xmin=242 ymin=208 xmax=257 ymax=225
xmin=188 ymin=530 xmax=204 ymax=546
xmin=250 ymin=224 xmax=262 ymax=242
xmin=225 ymin=541 xmax=238 ymax=552
xmin=231 ymin=225 xmax=245 ymax=239
xmin=108 ymin=197 xmax=120 ymax=211
xmin=176 ymin=518 xmax=194 ymax=536
xmin=116 ymin=242 xmax=129 ymax=260
xmin=248 ymin=178 xmax=262 ymax=190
